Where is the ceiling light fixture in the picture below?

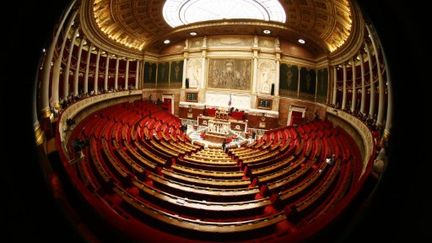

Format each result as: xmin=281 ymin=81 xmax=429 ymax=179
xmin=298 ymin=38 xmax=305 ymax=44
xmin=190 ymin=32 xmax=197 ymax=36
xmin=263 ymin=29 xmax=271 ymax=34
xmin=164 ymin=39 xmax=171 ymax=44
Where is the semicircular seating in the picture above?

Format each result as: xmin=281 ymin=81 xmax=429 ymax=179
xmin=62 ymin=100 xmax=362 ymax=242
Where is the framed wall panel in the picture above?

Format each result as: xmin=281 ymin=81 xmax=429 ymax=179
xmin=208 ymin=59 xmax=251 ymax=90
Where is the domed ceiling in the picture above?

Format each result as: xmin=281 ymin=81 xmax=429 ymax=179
xmin=86 ymin=0 xmax=354 ymax=56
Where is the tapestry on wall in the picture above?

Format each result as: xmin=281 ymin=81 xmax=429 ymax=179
xmin=170 ymin=60 xmax=183 ymax=83
xmin=208 ymin=59 xmax=251 ymax=90
xmin=317 ymin=68 xmax=328 ymax=102
xmin=300 ymin=68 xmax=316 ymax=98
xmin=157 ymin=62 xmax=170 ymax=87
xmin=144 ymin=62 xmax=157 ymax=84
xmin=279 ymin=64 xmax=299 ymax=97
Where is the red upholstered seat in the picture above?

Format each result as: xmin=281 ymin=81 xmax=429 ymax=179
xmin=207 ymin=108 xmax=216 ymax=116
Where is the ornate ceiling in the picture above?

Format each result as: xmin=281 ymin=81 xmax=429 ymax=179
xmin=88 ymin=0 xmax=355 ymax=56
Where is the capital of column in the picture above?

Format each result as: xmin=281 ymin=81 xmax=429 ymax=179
xmin=41 ymin=107 xmax=52 ymax=118
xmin=54 ymin=103 xmax=61 ymax=110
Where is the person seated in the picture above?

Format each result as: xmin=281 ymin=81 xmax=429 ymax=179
xmin=203 ymin=105 xmax=208 ymax=116
xmin=326 ymin=154 xmax=336 ymax=166
xmin=66 ymin=118 xmax=75 ymax=127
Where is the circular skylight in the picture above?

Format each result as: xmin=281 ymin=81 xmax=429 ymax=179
xmin=163 ymin=0 xmax=286 ymax=28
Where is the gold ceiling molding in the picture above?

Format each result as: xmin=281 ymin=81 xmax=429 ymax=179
xmin=86 ymin=0 xmax=357 ymax=56
xmin=328 ymin=1 xmax=364 ymax=65
xmin=80 ymin=0 xmax=144 ymax=59
xmin=282 ymin=0 xmax=352 ymax=52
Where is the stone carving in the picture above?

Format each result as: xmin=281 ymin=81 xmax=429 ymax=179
xmin=187 ymin=58 xmax=202 ymax=88
xmin=208 ymin=36 xmax=253 ymax=47
xmin=258 ymin=60 xmax=276 ymax=94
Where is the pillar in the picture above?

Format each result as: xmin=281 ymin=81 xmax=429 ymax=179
xmin=94 ymin=48 xmax=101 ymax=94
xmin=341 ymin=63 xmax=347 ymax=110
xmin=315 ymin=68 xmax=319 ymax=101
xmin=182 ymin=55 xmax=188 ymax=89
xmin=365 ymin=43 xmax=375 ymax=118
xmin=275 ymin=57 xmax=280 ymax=96
xmin=332 ymin=66 xmax=337 ymax=105
xmin=383 ymin=53 xmax=393 ymax=138
xmin=84 ymin=43 xmax=93 ymax=93
xmin=359 ymin=51 xmax=366 ymax=114
xmin=125 ymin=59 xmax=129 ymax=89
xmin=40 ymin=0 xmax=77 ymax=117
xmin=63 ymin=28 xmax=79 ymax=99
xmin=74 ymin=37 xmax=85 ymax=96
xmin=297 ymin=67 xmax=301 ymax=97
xmin=51 ymin=10 xmax=78 ymax=109
xmin=367 ymin=25 xmax=385 ymax=127
xmin=114 ymin=57 xmax=119 ymax=90
xmin=200 ymin=37 xmax=207 ymax=89
xmin=135 ymin=60 xmax=140 ymax=89
xmin=252 ymin=52 xmax=258 ymax=93
xmin=351 ymin=58 xmax=357 ymax=113
xmin=104 ymin=54 xmax=110 ymax=91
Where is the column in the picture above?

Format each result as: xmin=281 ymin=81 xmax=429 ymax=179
xmin=135 ymin=60 xmax=140 ymax=89
xmin=315 ymin=68 xmax=319 ymax=101
xmin=104 ymin=54 xmax=110 ymax=91
xmin=94 ymin=48 xmax=101 ymax=94
xmin=182 ymin=40 xmax=189 ymax=89
xmin=168 ymin=60 xmax=172 ymax=87
xmin=182 ymin=55 xmax=188 ymax=88
xmin=200 ymin=56 xmax=206 ymax=89
xmin=200 ymin=37 xmax=207 ymax=89
xmin=51 ymin=10 xmax=78 ymax=109
xmin=275 ymin=39 xmax=281 ymax=97
xmin=275 ymin=57 xmax=280 ymax=96
xmin=341 ymin=64 xmax=347 ymax=110
xmin=252 ymin=53 xmax=258 ymax=93
xmin=114 ymin=57 xmax=119 ymax=90
xmin=359 ymin=51 xmax=366 ymax=114
xmin=326 ymin=66 xmax=331 ymax=104
xmin=84 ymin=43 xmax=93 ymax=93
xmin=383 ymin=52 xmax=393 ymax=137
xmin=74 ymin=37 xmax=85 ymax=96
xmin=40 ymin=0 xmax=77 ymax=117
xmin=140 ymin=61 xmax=145 ymax=89
xmin=155 ymin=62 xmax=158 ymax=88
xmin=63 ymin=28 xmax=79 ymax=99
xmin=367 ymin=25 xmax=385 ymax=127
xmin=351 ymin=58 xmax=356 ymax=113
xmin=33 ymin=56 xmax=45 ymax=145
xmin=125 ymin=59 xmax=129 ymax=89
xmin=332 ymin=66 xmax=337 ymax=105
xmin=365 ymin=43 xmax=375 ymax=117
xmin=252 ymin=35 xmax=259 ymax=94
xmin=297 ymin=67 xmax=301 ymax=97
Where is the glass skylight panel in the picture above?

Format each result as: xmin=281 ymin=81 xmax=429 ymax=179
xmin=163 ymin=0 xmax=286 ymax=28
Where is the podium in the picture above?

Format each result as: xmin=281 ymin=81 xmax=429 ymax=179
xmin=207 ymin=119 xmax=230 ymax=135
